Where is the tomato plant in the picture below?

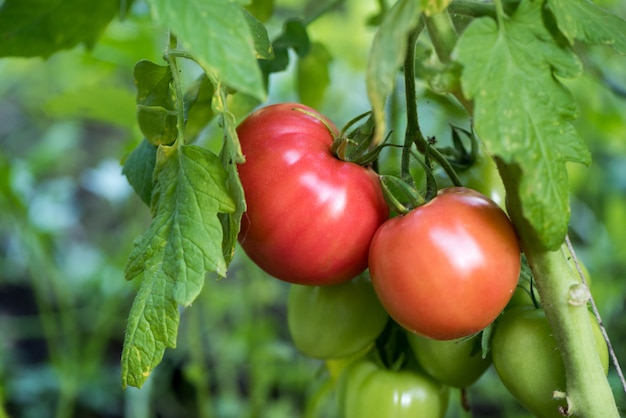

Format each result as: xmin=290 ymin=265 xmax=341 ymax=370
xmin=337 ymin=358 xmax=449 ymax=418
xmin=492 ymin=306 xmax=609 ymax=418
xmin=287 ymin=275 xmax=389 ymax=359
xmin=369 ymin=187 xmax=521 ymax=340
xmin=236 ymin=103 xmax=389 ymax=285
xmin=406 ymin=332 xmax=491 ymax=388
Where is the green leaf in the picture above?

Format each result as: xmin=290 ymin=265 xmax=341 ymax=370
xmin=366 ymin=0 xmax=421 ymax=145
xmin=297 ymin=42 xmax=332 ymax=109
xmin=259 ymin=18 xmax=310 ymax=75
xmin=146 ymin=0 xmax=266 ymax=101
xmin=274 ymin=19 xmax=310 ymax=57
xmin=122 ymin=143 xmax=236 ymax=388
xmin=0 ymin=0 xmax=129 ymax=58
xmin=456 ymin=0 xmax=590 ymax=251
xmin=121 ymin=262 xmax=179 ymax=389
xmin=379 ymin=175 xmax=424 ymax=214
xmin=122 ymin=139 xmax=158 ymax=206
xmin=213 ymin=88 xmax=247 ymax=265
xmin=134 ymin=60 xmax=179 ymax=146
xmin=44 ymin=85 xmax=136 ymax=128
xmin=242 ymin=8 xmax=274 ymax=59
xmin=548 ymin=0 xmax=626 ymax=54
xmin=183 ymin=74 xmax=217 ymax=143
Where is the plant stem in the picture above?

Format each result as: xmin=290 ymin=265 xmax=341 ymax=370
xmin=424 ymin=10 xmax=457 ymax=64
xmin=165 ymin=32 xmax=186 ymax=145
xmin=402 ymin=26 xmax=422 ymax=186
xmin=422 ymin=6 xmax=474 ymax=114
xmin=402 ymin=22 xmax=462 ymax=189
xmin=497 ymin=161 xmax=620 ymax=418
xmin=565 ymin=236 xmax=626 ymax=393
xmin=448 ymin=0 xmax=496 ymax=19
xmin=493 ymin=0 xmax=507 ymax=28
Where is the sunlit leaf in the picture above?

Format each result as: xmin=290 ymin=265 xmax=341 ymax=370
xmin=0 ymin=0 xmax=129 ymax=58
xmin=146 ymin=0 xmax=266 ymax=101
xmin=456 ymin=0 xmax=590 ymax=250
xmin=548 ymin=0 xmax=626 ymax=54
xmin=134 ymin=60 xmax=178 ymax=146
xmin=122 ymin=142 xmax=236 ymax=388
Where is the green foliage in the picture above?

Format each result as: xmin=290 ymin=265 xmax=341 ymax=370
xmin=134 ymin=60 xmax=179 ymax=146
xmin=366 ymin=0 xmax=421 ymax=144
xmin=1 ymin=0 xmax=626 ymax=416
xmin=122 ymin=142 xmax=236 ymax=388
xmin=122 ymin=139 xmax=158 ymax=205
xmin=146 ymin=0 xmax=266 ymax=101
xmin=260 ymin=19 xmax=310 ymax=74
xmin=548 ymin=0 xmax=626 ymax=53
xmin=456 ymin=0 xmax=590 ymax=251
xmin=0 ymin=0 xmax=130 ymax=58
xmin=297 ymin=42 xmax=332 ymax=109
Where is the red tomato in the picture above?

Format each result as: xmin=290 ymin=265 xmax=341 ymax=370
xmin=236 ymin=103 xmax=389 ymax=285
xmin=369 ymin=187 xmax=520 ymax=340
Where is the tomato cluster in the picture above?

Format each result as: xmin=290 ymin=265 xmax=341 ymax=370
xmin=235 ymin=104 xmax=606 ymax=417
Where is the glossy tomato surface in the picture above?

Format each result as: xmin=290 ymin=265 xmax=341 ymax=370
xmin=406 ymin=332 xmax=491 ymax=388
xmin=236 ymin=103 xmax=389 ymax=285
xmin=369 ymin=187 xmax=521 ymax=340
xmin=338 ymin=359 xmax=449 ymax=418
xmin=287 ymin=276 xmax=388 ymax=359
xmin=492 ymin=306 xmax=608 ymax=418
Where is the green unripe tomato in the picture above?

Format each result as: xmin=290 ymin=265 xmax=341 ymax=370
xmin=337 ymin=359 xmax=449 ymax=418
xmin=287 ymin=276 xmax=389 ymax=359
xmin=406 ymin=332 xmax=492 ymax=388
xmin=506 ymin=253 xmax=592 ymax=310
xmin=492 ymin=306 xmax=608 ymax=418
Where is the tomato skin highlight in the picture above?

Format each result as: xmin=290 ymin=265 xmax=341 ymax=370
xmin=236 ymin=103 xmax=389 ymax=285
xmin=338 ymin=359 xmax=449 ymax=418
xmin=369 ymin=187 xmax=521 ymax=340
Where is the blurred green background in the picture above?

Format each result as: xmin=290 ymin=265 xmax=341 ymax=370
xmin=0 ymin=1 xmax=625 ymax=417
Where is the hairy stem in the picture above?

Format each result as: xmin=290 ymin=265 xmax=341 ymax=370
xmin=565 ymin=236 xmax=626 ymax=393
xmin=498 ymin=161 xmax=620 ymax=418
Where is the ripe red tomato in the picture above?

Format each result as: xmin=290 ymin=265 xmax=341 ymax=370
xmin=236 ymin=103 xmax=389 ymax=285
xmin=369 ymin=187 xmax=521 ymax=340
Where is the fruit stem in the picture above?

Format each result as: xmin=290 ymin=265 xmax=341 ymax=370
xmin=402 ymin=26 xmax=423 ymax=187
xmin=402 ymin=23 xmax=462 ymax=190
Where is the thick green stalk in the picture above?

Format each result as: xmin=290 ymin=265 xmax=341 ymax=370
xmin=498 ymin=161 xmax=619 ymax=418
xmin=423 ymin=3 xmax=621 ymax=415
